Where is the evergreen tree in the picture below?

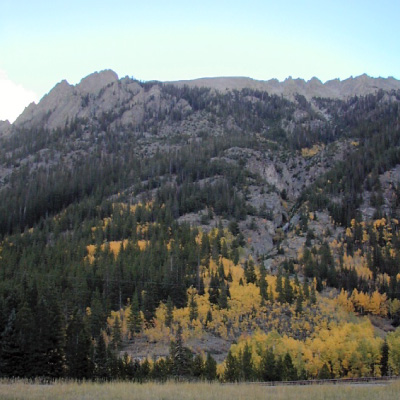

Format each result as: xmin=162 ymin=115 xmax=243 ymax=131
xmin=169 ymin=324 xmax=192 ymax=377
xmin=282 ymin=352 xmax=297 ymax=381
xmin=192 ymin=354 xmax=204 ymax=379
xmin=107 ymin=346 xmax=121 ymax=380
xmin=293 ymin=274 xmax=300 ymax=294
xmin=165 ymin=296 xmax=174 ymax=328
xmin=240 ymin=343 xmax=254 ymax=381
xmin=65 ymin=310 xmax=92 ymax=379
xmin=318 ymin=363 xmax=331 ymax=380
xmin=0 ymin=309 xmax=25 ymax=377
xmin=268 ymin=286 xmax=275 ymax=303
xmin=224 ymin=350 xmax=239 ymax=382
xmin=259 ymin=347 xmax=276 ymax=381
xmin=128 ymin=291 xmax=142 ymax=335
xmin=218 ymin=281 xmax=229 ymax=309
xmin=211 ymin=235 xmax=220 ymax=262
xmin=151 ymin=357 xmax=170 ymax=382
xmin=142 ymin=288 xmax=157 ymax=323
xmin=208 ymin=273 xmax=219 ymax=305
xmin=232 ymin=247 xmax=240 ymax=265
xmin=89 ymin=290 xmax=107 ymax=338
xmin=274 ymin=356 xmax=284 ymax=381
xmin=188 ymin=289 xmax=198 ymax=322
xmin=15 ymin=301 xmax=35 ymax=376
xmin=380 ymin=339 xmax=389 ymax=376
xmin=303 ymin=279 xmax=310 ymax=299
xmin=205 ymin=309 xmax=213 ymax=326
xmin=259 ymin=266 xmax=268 ymax=304
xmin=276 ymin=271 xmax=285 ymax=304
xmin=217 ymin=261 xmax=225 ymax=280
xmin=34 ymin=291 xmax=65 ymax=378
xmin=111 ymin=315 xmax=122 ymax=350
xmin=221 ymin=240 xmax=229 ymax=258
xmin=295 ymin=292 xmax=303 ymax=315
xmin=204 ymin=353 xmax=217 ymax=381
xmin=310 ymin=283 xmax=317 ymax=305
xmin=201 ymin=235 xmax=211 ymax=263
xmin=327 ymin=264 xmax=338 ymax=288
xmin=244 ymin=260 xmax=257 ymax=284
xmin=139 ymin=358 xmax=151 ymax=382
xmin=15 ymin=301 xmax=35 ymax=353
xmin=94 ymin=334 xmax=109 ymax=381
xmin=198 ymin=277 xmax=205 ymax=296
xmin=284 ymin=273 xmax=294 ymax=304
xmin=229 ymin=220 xmax=240 ymax=236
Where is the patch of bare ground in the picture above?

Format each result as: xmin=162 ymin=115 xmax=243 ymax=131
xmin=121 ymin=333 xmax=233 ymax=364
xmin=368 ymin=315 xmax=396 ymax=337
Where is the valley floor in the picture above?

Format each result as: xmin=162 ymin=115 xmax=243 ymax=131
xmin=0 ymin=380 xmax=399 ymax=400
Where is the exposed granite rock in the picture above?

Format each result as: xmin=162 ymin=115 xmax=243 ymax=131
xmin=0 ymin=120 xmax=11 ymax=137
xmin=170 ymin=74 xmax=400 ymax=101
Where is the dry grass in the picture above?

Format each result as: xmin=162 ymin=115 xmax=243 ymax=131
xmin=0 ymin=380 xmax=399 ymax=400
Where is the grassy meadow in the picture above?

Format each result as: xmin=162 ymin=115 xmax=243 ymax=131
xmin=0 ymin=380 xmax=399 ymax=400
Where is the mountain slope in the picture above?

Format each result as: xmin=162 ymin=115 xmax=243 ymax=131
xmin=2 ymin=71 xmax=399 ymax=137
xmin=1 ymin=70 xmax=400 ymax=381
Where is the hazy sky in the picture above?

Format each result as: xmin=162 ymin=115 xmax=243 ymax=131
xmin=1 ymin=0 xmax=399 ymax=122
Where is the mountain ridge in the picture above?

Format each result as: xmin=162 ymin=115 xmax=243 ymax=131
xmin=1 ymin=70 xmax=400 ymax=136
xmin=169 ymin=74 xmax=400 ymax=99
xmin=169 ymin=73 xmax=400 ymax=100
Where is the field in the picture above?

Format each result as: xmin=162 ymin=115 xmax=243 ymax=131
xmin=0 ymin=380 xmax=399 ymax=400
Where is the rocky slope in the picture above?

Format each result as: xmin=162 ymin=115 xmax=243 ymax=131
xmin=2 ymin=71 xmax=399 ymax=137
xmin=0 ymin=70 xmax=399 ymax=263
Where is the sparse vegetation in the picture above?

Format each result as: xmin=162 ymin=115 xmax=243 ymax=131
xmin=0 ymin=380 xmax=399 ymax=400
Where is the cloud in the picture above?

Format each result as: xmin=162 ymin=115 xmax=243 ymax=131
xmin=0 ymin=70 xmax=39 ymax=123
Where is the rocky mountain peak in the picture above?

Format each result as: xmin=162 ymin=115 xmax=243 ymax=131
xmin=5 ymin=71 xmax=400 ymax=136
xmin=171 ymin=74 xmax=400 ymax=100
xmin=77 ymin=69 xmax=119 ymax=94
xmin=12 ymin=70 xmax=120 ymax=131
xmin=0 ymin=120 xmax=11 ymax=137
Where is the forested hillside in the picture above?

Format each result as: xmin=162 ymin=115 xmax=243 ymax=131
xmin=1 ymin=72 xmax=400 ymax=381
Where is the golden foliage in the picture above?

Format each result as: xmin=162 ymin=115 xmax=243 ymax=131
xmin=336 ymin=289 xmax=388 ymax=317
xmin=85 ymin=240 xmax=129 ymax=263
xmin=301 ymin=144 xmax=324 ymax=158
xmin=222 ymin=320 xmax=382 ymax=378
xmin=387 ymin=328 xmax=400 ymax=375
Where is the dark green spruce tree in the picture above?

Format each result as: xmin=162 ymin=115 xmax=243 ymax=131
xmin=224 ymin=350 xmax=239 ymax=382
xmin=128 ymin=291 xmax=142 ymax=336
xmin=204 ymin=353 xmax=217 ymax=381
xmin=165 ymin=296 xmax=174 ymax=328
xmin=380 ymin=339 xmax=389 ymax=377
xmin=65 ymin=309 xmax=93 ymax=379
xmin=33 ymin=291 xmax=65 ymax=378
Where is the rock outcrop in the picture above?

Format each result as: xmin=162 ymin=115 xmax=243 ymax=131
xmin=9 ymin=71 xmax=400 ymax=133
xmin=170 ymin=74 xmax=400 ymax=100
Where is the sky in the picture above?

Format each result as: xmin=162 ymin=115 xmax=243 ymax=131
xmin=1 ymin=0 xmax=399 ymax=122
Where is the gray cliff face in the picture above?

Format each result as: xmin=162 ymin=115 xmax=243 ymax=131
xmin=77 ymin=70 xmax=119 ymax=94
xmin=0 ymin=120 xmax=11 ymax=137
xmin=14 ymin=70 xmax=121 ymax=131
xmin=170 ymin=74 xmax=400 ymax=100
xmin=9 ymin=71 xmax=400 ymax=133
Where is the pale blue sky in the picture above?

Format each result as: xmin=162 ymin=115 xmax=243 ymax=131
xmin=1 ymin=0 xmax=399 ymax=121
